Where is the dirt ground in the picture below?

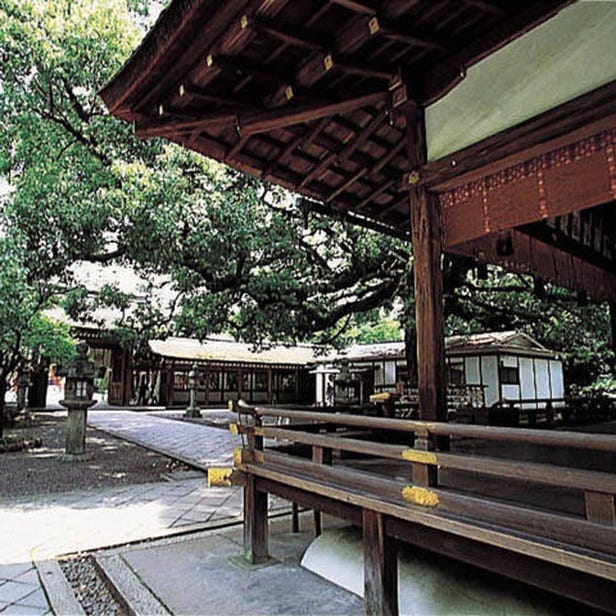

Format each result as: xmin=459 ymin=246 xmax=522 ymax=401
xmin=0 ymin=412 xmax=190 ymax=498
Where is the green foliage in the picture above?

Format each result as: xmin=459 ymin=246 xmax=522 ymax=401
xmin=0 ymin=0 xmax=612 ymax=410
xmin=342 ymin=312 xmax=402 ymax=345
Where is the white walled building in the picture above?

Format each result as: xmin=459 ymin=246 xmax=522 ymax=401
xmin=315 ymin=331 xmax=564 ymax=410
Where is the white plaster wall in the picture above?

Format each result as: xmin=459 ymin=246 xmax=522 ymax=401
xmin=480 ymin=356 xmax=499 ymax=407
xmin=464 ymin=356 xmax=481 ymax=385
xmin=535 ymin=358 xmax=551 ymax=401
xmin=426 ymin=1 xmax=616 ymax=160
xmin=519 ymin=357 xmax=537 ymax=409
xmin=315 ymin=373 xmax=324 ymax=405
xmin=549 ymin=360 xmax=565 ymax=407
xmin=384 ymin=361 xmax=396 ymax=385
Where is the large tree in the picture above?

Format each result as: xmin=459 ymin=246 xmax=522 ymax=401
xmin=0 ymin=0 xmax=612 ymax=418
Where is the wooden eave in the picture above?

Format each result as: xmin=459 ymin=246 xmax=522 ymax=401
xmin=101 ymin=0 xmax=572 ymax=237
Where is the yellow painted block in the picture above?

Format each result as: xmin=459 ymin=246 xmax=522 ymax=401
xmin=254 ymin=450 xmax=264 ymax=464
xmin=401 ymin=449 xmax=438 ymax=465
xmin=229 ymin=422 xmax=239 ymax=435
xmin=208 ymin=467 xmax=233 ymax=487
xmin=401 ymin=486 xmax=439 ymax=508
xmin=233 ymin=447 xmax=244 ymax=467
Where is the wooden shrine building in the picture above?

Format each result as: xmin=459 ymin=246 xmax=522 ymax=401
xmin=147 ymin=337 xmax=316 ymax=407
xmin=102 ymin=1 xmax=616 ymax=613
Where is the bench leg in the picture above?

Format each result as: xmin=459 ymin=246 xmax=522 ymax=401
xmin=243 ymin=475 xmax=268 ymax=563
xmin=363 ymin=509 xmax=398 ymax=616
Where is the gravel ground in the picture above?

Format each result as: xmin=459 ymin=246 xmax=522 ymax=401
xmin=60 ymin=554 xmax=126 ymax=616
xmin=0 ymin=412 xmax=190 ymax=498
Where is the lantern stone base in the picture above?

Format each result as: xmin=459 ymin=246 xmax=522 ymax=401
xmin=184 ymin=406 xmax=202 ymax=418
xmin=60 ymin=406 xmax=91 ymax=460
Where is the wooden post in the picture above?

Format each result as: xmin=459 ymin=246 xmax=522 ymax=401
xmin=243 ymin=407 xmax=268 ymax=563
xmin=292 ymin=502 xmax=300 ymax=533
xmin=363 ymin=509 xmax=398 ymax=616
xmin=406 ymin=102 xmax=447 ymax=422
xmin=412 ymin=428 xmax=438 ymax=487
xmin=312 ymin=444 xmax=332 ymax=536
xmin=585 ymin=491 xmax=616 ymax=526
xmin=204 ymin=365 xmax=210 ymax=407
xmin=267 ymin=368 xmax=273 ymax=404
xmin=243 ymin=475 xmax=268 ymax=564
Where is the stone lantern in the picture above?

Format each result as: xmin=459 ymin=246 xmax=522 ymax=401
xmin=57 ymin=341 xmax=97 ymax=461
xmin=184 ymin=363 xmax=202 ymax=418
xmin=334 ymin=359 xmax=360 ymax=406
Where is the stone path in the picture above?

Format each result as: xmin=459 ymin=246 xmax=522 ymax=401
xmin=0 ymin=477 xmax=289 ymax=614
xmin=87 ymin=410 xmax=240 ymax=468
xmin=0 ymin=563 xmax=50 ymax=615
xmin=0 ymin=408 xmax=277 ymax=614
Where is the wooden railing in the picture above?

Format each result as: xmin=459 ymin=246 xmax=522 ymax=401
xmin=231 ymin=401 xmax=616 ymax=613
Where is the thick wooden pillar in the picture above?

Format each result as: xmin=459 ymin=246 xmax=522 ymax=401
xmin=406 ymin=102 xmax=447 ymax=422
xmin=243 ymin=475 xmax=268 ymax=564
xmin=363 ymin=510 xmax=398 ymax=616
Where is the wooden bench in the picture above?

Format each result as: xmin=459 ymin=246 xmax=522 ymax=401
xmin=231 ymin=401 xmax=616 ymax=614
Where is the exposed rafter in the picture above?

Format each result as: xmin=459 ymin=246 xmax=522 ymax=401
xmin=136 ymin=90 xmax=389 ymax=139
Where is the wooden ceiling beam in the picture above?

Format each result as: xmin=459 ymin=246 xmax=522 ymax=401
xmin=136 ymin=110 xmax=239 ymax=139
xmin=333 ymin=58 xmax=398 ymax=83
xmin=355 ymin=177 xmax=397 ymax=211
xmin=225 ymin=135 xmax=251 ymax=162
xmin=137 ymin=89 xmax=388 ymax=143
xmin=328 ymin=0 xmax=377 ymax=16
xmin=326 ymin=135 xmax=405 ymax=202
xmin=179 ymin=87 xmax=249 ymax=109
xmin=300 ymin=108 xmax=388 ymax=189
xmin=462 ymin=0 xmax=506 ymax=18
xmin=242 ymin=90 xmax=388 ymax=135
xmin=262 ymin=117 xmax=331 ymax=177
xmin=519 ymin=221 xmax=615 ymax=274
xmin=252 ymin=19 xmax=326 ymax=51
xmin=278 ymin=117 xmax=332 ymax=166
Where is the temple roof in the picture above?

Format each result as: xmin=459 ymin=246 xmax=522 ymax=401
xmin=149 ymin=336 xmax=318 ymax=366
xmin=320 ymin=331 xmax=558 ymax=363
xmin=100 ymin=0 xmax=579 ymax=236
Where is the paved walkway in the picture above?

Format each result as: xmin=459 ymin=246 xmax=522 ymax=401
xmin=88 ymin=410 xmax=240 ymax=468
xmin=0 ymin=477 xmax=289 ymax=614
xmin=0 ymin=408 xmax=280 ymax=614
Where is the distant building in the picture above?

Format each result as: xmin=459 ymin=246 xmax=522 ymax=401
xmin=144 ymin=337 xmax=318 ymax=408
xmin=315 ymin=331 xmax=564 ymax=410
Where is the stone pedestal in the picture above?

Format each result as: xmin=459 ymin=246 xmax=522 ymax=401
xmin=59 ymin=404 xmax=92 ymax=462
xmin=184 ymin=364 xmax=202 ymax=418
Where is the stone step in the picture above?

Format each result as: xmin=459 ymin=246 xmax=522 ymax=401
xmin=93 ymin=553 xmax=171 ymax=616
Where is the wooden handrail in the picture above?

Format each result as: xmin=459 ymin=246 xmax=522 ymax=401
xmin=261 ymin=426 xmax=616 ymax=494
xmin=252 ymin=405 xmax=616 ymax=452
